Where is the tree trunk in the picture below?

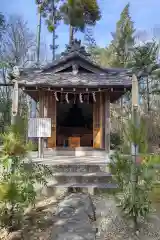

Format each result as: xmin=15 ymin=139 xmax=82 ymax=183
xmin=30 ymin=5 xmax=42 ymax=145
xmin=52 ymin=0 xmax=55 ymax=62
xmin=31 ymin=6 xmax=42 ymax=119
xmin=36 ymin=8 xmax=42 ymax=65
xmin=69 ymin=25 xmax=74 ymax=45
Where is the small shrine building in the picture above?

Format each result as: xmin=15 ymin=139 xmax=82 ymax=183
xmin=11 ymin=40 xmax=132 ymax=153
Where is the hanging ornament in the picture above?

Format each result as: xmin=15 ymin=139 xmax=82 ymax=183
xmin=92 ymin=92 xmax=96 ymax=102
xmin=79 ymin=93 xmax=83 ymax=103
xmin=65 ymin=93 xmax=69 ymax=103
xmin=54 ymin=92 xmax=59 ymax=101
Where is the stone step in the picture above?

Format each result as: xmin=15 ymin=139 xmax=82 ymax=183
xmin=49 ymin=164 xmax=109 ymax=173
xmin=46 ymin=182 xmax=118 ymax=189
xmin=52 ymin=172 xmax=112 ymax=177
xmin=36 ymin=181 xmax=118 ymax=197
xmin=50 ymin=172 xmax=113 ymax=184
xmin=35 ymin=159 xmax=109 ymax=166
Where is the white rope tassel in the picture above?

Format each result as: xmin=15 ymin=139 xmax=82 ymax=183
xmin=65 ymin=93 xmax=69 ymax=103
xmin=12 ymin=80 xmax=19 ymax=116
xmin=92 ymin=92 xmax=96 ymax=102
xmin=79 ymin=93 xmax=83 ymax=103
xmin=54 ymin=92 xmax=59 ymax=101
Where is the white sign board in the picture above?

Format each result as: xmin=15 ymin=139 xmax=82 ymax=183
xmin=28 ymin=118 xmax=51 ymax=138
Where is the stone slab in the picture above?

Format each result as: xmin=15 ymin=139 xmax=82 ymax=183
xmin=50 ymin=193 xmax=96 ymax=240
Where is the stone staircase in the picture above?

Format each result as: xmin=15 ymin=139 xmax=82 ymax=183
xmin=35 ymin=154 xmax=118 ymax=195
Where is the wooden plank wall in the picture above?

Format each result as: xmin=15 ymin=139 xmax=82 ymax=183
xmin=47 ymin=92 xmax=56 ymax=148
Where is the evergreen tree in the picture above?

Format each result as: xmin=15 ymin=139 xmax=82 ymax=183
xmin=87 ymin=4 xmax=135 ymax=68
xmin=110 ymin=3 xmax=135 ymax=67
xmin=37 ymin=0 xmax=101 ymax=45
xmin=60 ymin=0 xmax=101 ymax=44
xmin=35 ymin=0 xmax=60 ymax=61
xmin=130 ymin=41 xmax=159 ymax=111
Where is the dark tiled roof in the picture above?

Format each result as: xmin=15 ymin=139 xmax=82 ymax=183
xmin=17 ymin=72 xmax=132 ymax=88
xmin=5 ymin=40 xmax=132 ymax=89
xmin=39 ymin=52 xmax=131 ymax=75
xmin=17 ymin=50 xmax=131 ymax=76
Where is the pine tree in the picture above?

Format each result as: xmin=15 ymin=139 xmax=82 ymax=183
xmin=60 ymin=0 xmax=101 ymax=44
xmin=37 ymin=0 xmax=101 ymax=45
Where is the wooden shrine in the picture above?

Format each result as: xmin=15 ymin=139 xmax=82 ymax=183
xmin=8 ymin=39 xmax=132 ymax=153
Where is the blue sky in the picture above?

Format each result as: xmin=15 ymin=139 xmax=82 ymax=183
xmin=1 ymin=0 xmax=160 ymax=59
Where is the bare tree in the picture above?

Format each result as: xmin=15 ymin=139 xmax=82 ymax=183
xmin=0 ymin=15 xmax=38 ymax=132
xmin=1 ymin=15 xmax=36 ymax=67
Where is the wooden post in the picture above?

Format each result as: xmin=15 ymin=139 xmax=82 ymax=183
xmin=44 ymin=91 xmax=48 ymax=149
xmin=105 ymin=93 xmax=110 ymax=153
xmin=47 ymin=92 xmax=56 ymax=148
xmin=100 ymin=92 xmax=104 ymax=149
xmin=38 ymin=90 xmax=44 ymax=158
xmin=93 ymin=92 xmax=101 ymax=148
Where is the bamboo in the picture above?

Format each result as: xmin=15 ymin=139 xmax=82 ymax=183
xmin=131 ymin=74 xmax=139 ymax=230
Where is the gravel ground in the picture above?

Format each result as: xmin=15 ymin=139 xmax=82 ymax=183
xmin=1 ymin=192 xmax=160 ymax=240
xmin=93 ymin=194 xmax=160 ymax=240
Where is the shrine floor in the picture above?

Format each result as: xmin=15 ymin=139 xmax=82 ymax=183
xmin=28 ymin=147 xmax=112 ymax=165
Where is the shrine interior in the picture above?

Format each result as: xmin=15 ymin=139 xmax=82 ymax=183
xmin=56 ymin=93 xmax=93 ymax=147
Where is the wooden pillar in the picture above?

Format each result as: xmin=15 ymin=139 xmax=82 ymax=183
xmin=44 ymin=91 xmax=48 ymax=148
xmin=39 ymin=90 xmax=44 ymax=157
xmin=101 ymin=92 xmax=106 ymax=149
xmin=44 ymin=91 xmax=48 ymax=118
xmin=47 ymin=92 xmax=56 ymax=148
xmin=104 ymin=93 xmax=110 ymax=153
xmin=93 ymin=92 xmax=101 ymax=148
xmin=100 ymin=92 xmax=102 ymax=148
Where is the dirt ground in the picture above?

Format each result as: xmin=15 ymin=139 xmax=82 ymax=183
xmin=0 ymin=195 xmax=64 ymax=240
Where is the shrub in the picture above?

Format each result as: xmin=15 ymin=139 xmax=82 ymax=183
xmin=110 ymin=132 xmax=121 ymax=149
xmin=0 ymin=125 xmax=52 ymax=231
xmin=109 ymin=116 xmax=156 ymax=230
